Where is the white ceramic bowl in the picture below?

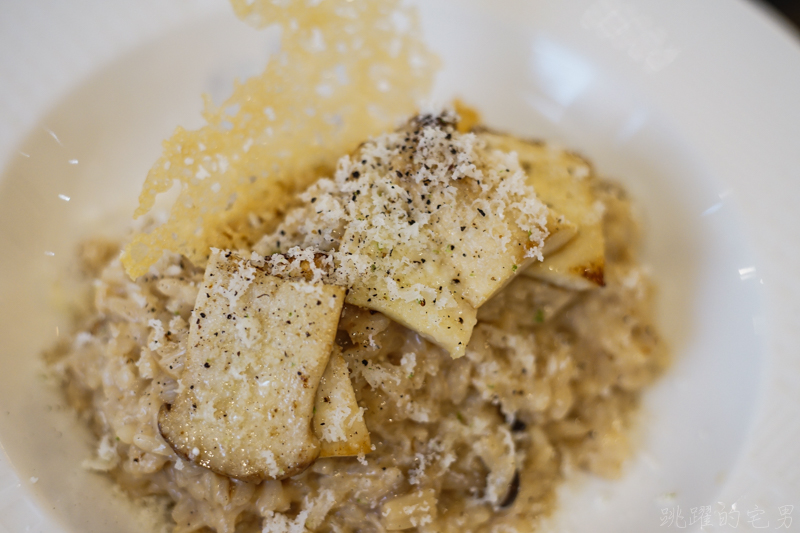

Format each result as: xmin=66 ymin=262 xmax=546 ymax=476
xmin=1 ymin=1 xmax=799 ymax=531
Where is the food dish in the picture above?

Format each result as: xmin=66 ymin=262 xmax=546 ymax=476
xmin=38 ymin=5 xmax=669 ymax=528
xmin=46 ymin=104 xmax=667 ymax=531
xmin=1 ymin=1 xmax=799 ymax=532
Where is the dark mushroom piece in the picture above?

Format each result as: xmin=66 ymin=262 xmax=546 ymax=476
xmin=498 ymin=470 xmax=521 ymax=509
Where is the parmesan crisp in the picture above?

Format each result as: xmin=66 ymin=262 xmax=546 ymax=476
xmin=122 ymin=0 xmax=437 ymax=279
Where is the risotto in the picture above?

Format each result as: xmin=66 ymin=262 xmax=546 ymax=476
xmin=47 ymin=112 xmax=666 ymax=533
xmin=45 ymin=1 xmax=666 ymax=530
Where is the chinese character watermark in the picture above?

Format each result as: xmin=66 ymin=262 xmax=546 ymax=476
xmin=659 ymin=503 xmax=793 ymax=529
xmin=717 ymin=502 xmax=740 ymax=528
xmin=748 ymin=505 xmax=770 ymax=529
xmin=778 ymin=506 xmax=795 ymax=529
xmin=689 ymin=506 xmax=712 ymax=528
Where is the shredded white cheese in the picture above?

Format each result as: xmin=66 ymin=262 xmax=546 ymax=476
xmin=261 ymin=509 xmax=310 ymax=533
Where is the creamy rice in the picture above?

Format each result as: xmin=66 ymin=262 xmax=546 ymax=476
xmin=47 ymin=174 xmax=666 ymax=533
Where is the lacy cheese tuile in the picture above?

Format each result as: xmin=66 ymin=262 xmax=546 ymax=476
xmin=122 ymin=0 xmax=437 ymax=279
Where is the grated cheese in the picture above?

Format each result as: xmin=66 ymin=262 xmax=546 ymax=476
xmin=146 ymin=318 xmax=165 ymax=351
xmin=260 ymin=509 xmax=310 ymax=533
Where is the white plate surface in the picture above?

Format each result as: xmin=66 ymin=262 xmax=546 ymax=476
xmin=1 ymin=1 xmax=799 ymax=532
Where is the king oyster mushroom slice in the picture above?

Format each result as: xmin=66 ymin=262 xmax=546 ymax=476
xmin=158 ymin=248 xmax=345 ymax=482
xmin=339 ymin=115 xmax=575 ymax=358
xmin=478 ymin=131 xmax=606 ymax=290
xmin=265 ymin=251 xmax=373 ymax=458
xmin=313 ymin=349 xmax=371 ymax=458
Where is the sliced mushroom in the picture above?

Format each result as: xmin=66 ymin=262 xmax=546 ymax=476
xmin=343 ymin=118 xmax=572 ymax=358
xmin=158 ymin=249 xmax=344 ymax=482
xmin=475 ymin=426 xmax=518 ymax=509
xmin=480 ymin=131 xmax=606 ymax=290
xmin=498 ymin=470 xmax=521 ymax=509
xmin=313 ymin=350 xmax=371 ymax=457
